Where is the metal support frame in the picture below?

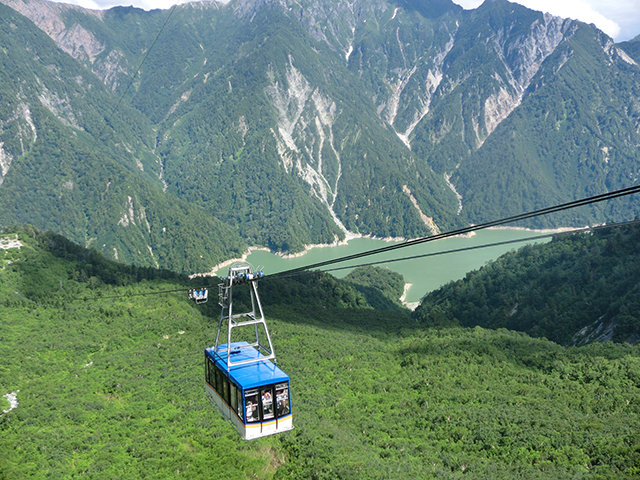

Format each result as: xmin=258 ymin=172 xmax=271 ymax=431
xmin=214 ymin=264 xmax=276 ymax=370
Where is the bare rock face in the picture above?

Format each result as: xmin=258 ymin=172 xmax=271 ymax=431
xmin=2 ymin=0 xmax=104 ymax=57
xmin=0 ymin=102 xmax=37 ymax=186
xmin=92 ymin=49 xmax=128 ymax=91
xmin=264 ymin=58 xmax=349 ymax=234
xmin=479 ymin=13 xmax=572 ymax=139
xmin=2 ymin=0 xmax=69 ymax=34
xmin=0 ymin=0 xmax=130 ymax=89
xmin=55 ymin=22 xmax=105 ymax=63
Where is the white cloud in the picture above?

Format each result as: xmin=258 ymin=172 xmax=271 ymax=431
xmin=60 ymin=0 xmax=102 ymax=8
xmin=59 ymin=0 xmax=193 ymax=10
xmin=452 ymin=0 xmax=639 ymax=41
xmin=513 ymin=0 xmax=620 ymax=38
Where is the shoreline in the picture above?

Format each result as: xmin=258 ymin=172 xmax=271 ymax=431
xmin=190 ymin=232 xmax=407 ymax=278
xmin=276 ymin=232 xmax=407 ymax=259
xmin=191 ymin=225 xmax=580 ymax=278
xmin=189 ymin=246 xmax=271 ymax=279
xmin=400 ymin=283 xmax=420 ymax=311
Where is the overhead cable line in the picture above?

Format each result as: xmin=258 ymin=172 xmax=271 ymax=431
xmin=316 ymin=218 xmax=640 ymax=276
xmin=27 ymin=186 xmax=640 ymax=306
xmin=93 ymin=285 xmax=188 ymax=300
xmin=26 ymin=217 xmax=640 ymax=307
xmin=265 ymin=184 xmax=640 ymax=280
xmin=11 ymin=285 xmax=189 ymax=309
xmin=265 ymin=229 xmax=580 ymax=281
xmin=317 ymin=232 xmax=567 ymax=274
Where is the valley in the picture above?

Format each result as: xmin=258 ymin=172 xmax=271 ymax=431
xmin=1 ymin=0 xmax=640 ymax=271
xmin=2 ymin=0 xmax=640 ymax=476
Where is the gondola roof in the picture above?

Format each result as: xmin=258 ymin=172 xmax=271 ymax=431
xmin=206 ymin=342 xmax=289 ymax=389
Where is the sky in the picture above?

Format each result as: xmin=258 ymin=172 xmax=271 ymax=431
xmin=54 ymin=0 xmax=640 ymax=43
xmin=453 ymin=0 xmax=640 ymax=42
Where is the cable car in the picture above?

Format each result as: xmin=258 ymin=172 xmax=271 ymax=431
xmin=198 ymin=264 xmax=293 ymax=439
xmin=188 ymin=288 xmax=209 ymax=304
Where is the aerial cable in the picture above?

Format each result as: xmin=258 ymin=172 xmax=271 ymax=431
xmin=266 ymin=230 xmax=576 ymax=281
xmin=92 ymin=285 xmax=188 ymax=300
xmin=316 ymin=218 xmax=640 ymax=275
xmin=320 ymin=231 xmax=570 ymax=274
xmin=23 ymin=187 xmax=640 ymax=307
xmin=20 ymin=233 xmax=560 ymax=304
xmin=9 ymin=293 xmax=121 ymax=310
xmin=23 ymin=217 xmax=640 ymax=307
xmin=95 ymin=215 xmax=640 ymax=290
xmin=11 ymin=285 xmax=189 ymax=309
xmin=265 ymin=184 xmax=640 ymax=280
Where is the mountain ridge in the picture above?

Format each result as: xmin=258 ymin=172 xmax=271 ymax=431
xmin=1 ymin=0 xmax=640 ymax=270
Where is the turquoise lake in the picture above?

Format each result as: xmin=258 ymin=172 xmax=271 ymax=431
xmin=215 ymin=229 xmax=553 ymax=304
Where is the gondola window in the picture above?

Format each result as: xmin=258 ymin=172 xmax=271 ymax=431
xmin=223 ymin=376 xmax=230 ymax=406
xmin=230 ymin=383 xmax=238 ymax=413
xmin=261 ymin=387 xmax=274 ymax=420
xmin=236 ymin=389 xmax=243 ymax=418
xmin=245 ymin=389 xmax=260 ymax=423
xmin=276 ymin=383 xmax=290 ymax=417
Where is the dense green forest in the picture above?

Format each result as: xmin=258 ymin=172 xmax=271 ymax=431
xmin=0 ymin=2 xmax=248 ymax=273
xmin=1 ymin=226 xmax=639 ymax=478
xmin=452 ymin=8 xmax=640 ymax=228
xmin=3 ymin=0 xmax=640 ymax=269
xmin=414 ymin=222 xmax=640 ymax=346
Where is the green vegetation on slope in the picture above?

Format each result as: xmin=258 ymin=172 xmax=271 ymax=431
xmin=5 ymin=0 xmax=640 ymax=264
xmin=343 ymin=265 xmax=408 ymax=311
xmin=452 ymin=10 xmax=640 ymax=228
xmin=414 ymin=222 xmax=640 ymax=345
xmin=278 ymin=322 xmax=640 ymax=479
xmin=0 ymin=3 xmax=247 ymax=273
xmin=1 ymin=228 xmax=639 ymax=478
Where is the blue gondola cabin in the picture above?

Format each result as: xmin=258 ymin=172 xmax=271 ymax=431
xmin=204 ymin=341 xmax=293 ymax=440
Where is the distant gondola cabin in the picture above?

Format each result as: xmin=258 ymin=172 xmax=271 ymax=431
xmin=204 ymin=341 xmax=293 ymax=440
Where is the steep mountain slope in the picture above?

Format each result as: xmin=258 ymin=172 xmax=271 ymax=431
xmin=2 ymin=0 xmax=640 ymax=266
xmin=452 ymin=3 xmax=640 ymax=226
xmin=413 ymin=221 xmax=640 ymax=345
xmin=155 ymin=2 xmax=461 ymax=247
xmin=0 ymin=0 xmax=171 ymax=94
xmin=3 ymin=0 xmax=462 ymax=251
xmin=285 ymin=0 xmax=640 ymax=226
xmin=0 ymin=3 xmax=246 ymax=271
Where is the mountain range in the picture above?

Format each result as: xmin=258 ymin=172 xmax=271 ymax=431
xmin=1 ymin=0 xmax=640 ymax=272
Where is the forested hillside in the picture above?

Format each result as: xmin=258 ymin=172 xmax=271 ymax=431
xmin=2 ymin=0 xmax=640 ymax=270
xmin=2 ymin=227 xmax=639 ymax=478
xmin=0 ymin=2 xmax=247 ymax=272
xmin=453 ymin=7 xmax=640 ymax=227
xmin=414 ymin=221 xmax=640 ymax=345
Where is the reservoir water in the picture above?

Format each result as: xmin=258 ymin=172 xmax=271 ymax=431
xmin=215 ymin=229 xmax=552 ymax=305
